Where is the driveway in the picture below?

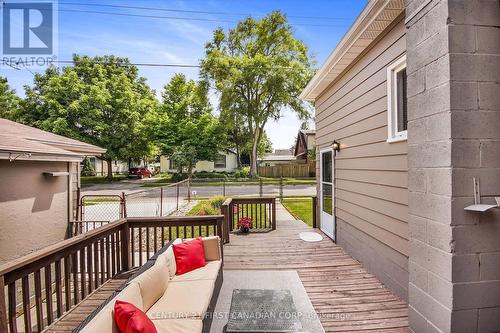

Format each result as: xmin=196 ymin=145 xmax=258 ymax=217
xmin=82 ymin=179 xmax=316 ymax=197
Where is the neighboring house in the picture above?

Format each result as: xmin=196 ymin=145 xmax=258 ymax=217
xmin=159 ymin=151 xmax=238 ymax=173
xmin=293 ymin=129 xmax=315 ymax=162
xmin=259 ymin=149 xmax=298 ymax=166
xmin=88 ymin=157 xmax=129 ymax=176
xmin=301 ymin=0 xmax=500 ymax=331
xmin=0 ymin=119 xmax=105 ymax=264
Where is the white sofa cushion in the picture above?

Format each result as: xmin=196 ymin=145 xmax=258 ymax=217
xmin=146 ymin=279 xmax=215 ymax=319
xmin=152 ymin=319 xmax=203 ymax=333
xmin=171 ymin=260 xmax=221 ymax=283
xmin=79 ymin=282 xmax=143 ymax=333
xmin=132 ymin=258 xmax=170 ymax=310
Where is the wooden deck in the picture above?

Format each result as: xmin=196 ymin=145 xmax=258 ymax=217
xmin=223 ymin=204 xmax=409 ymax=332
xmin=45 ymin=205 xmax=408 ymax=333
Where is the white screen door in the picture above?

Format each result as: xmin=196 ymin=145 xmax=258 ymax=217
xmin=320 ymin=149 xmax=335 ymax=240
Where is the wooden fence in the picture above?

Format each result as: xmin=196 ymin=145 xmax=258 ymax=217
xmin=258 ymin=161 xmax=315 ymax=178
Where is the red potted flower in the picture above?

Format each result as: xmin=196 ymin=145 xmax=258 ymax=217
xmin=238 ymin=217 xmax=253 ymax=233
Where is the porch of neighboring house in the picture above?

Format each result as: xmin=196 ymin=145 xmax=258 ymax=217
xmin=0 ymin=198 xmax=408 ymax=333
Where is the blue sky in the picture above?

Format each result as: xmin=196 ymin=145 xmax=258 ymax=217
xmin=2 ymin=0 xmax=367 ymax=149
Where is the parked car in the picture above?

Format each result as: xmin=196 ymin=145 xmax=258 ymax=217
xmin=128 ymin=167 xmax=153 ymax=179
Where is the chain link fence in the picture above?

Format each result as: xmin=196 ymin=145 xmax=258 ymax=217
xmin=124 ymin=179 xmax=190 ymax=217
xmin=189 ymin=177 xmax=316 ymax=199
xmin=74 ymin=178 xmax=314 ymax=235
xmin=74 ymin=180 xmax=190 ymax=235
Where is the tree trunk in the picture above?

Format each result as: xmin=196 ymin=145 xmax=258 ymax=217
xmin=236 ymin=147 xmax=242 ymax=169
xmin=250 ymin=128 xmax=260 ymax=177
xmin=106 ymin=158 xmax=113 ymax=180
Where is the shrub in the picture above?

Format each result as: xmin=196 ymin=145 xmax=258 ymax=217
xmin=81 ymin=157 xmax=96 ymax=177
xmin=209 ymin=195 xmax=225 ymax=209
xmin=195 ymin=202 xmax=218 ymax=216
xmin=171 ymin=173 xmax=188 ymax=182
xmin=193 ymin=171 xmax=229 ymax=180
xmin=234 ymin=167 xmax=250 ymax=178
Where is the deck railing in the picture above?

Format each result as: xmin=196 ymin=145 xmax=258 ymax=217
xmin=221 ymin=197 xmax=276 ymax=243
xmin=0 ymin=215 xmax=223 ymax=333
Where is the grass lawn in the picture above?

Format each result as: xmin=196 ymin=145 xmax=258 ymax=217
xmin=81 ymin=174 xmax=128 ymax=185
xmin=282 ymin=198 xmax=314 ymax=227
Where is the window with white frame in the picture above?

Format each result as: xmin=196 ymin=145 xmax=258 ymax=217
xmin=214 ymin=154 xmax=226 ymax=168
xmin=169 ymin=159 xmax=178 ymax=170
xmin=387 ymin=56 xmax=408 ymax=142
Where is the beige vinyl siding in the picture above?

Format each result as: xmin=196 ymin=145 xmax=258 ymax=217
xmin=315 ymin=16 xmax=408 ymax=300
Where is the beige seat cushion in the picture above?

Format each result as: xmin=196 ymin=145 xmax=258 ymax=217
xmin=152 ymin=319 xmax=203 ymax=333
xmin=132 ymin=258 xmax=170 ymax=310
xmin=171 ymin=260 xmax=221 ymax=282
xmin=158 ymin=239 xmax=181 ymax=277
xmin=79 ymin=282 xmax=143 ymax=333
xmin=202 ymin=236 xmax=221 ymax=261
xmin=146 ymin=280 xmax=215 ymax=319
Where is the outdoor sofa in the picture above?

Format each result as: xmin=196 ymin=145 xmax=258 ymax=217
xmin=74 ymin=236 xmax=223 ymax=333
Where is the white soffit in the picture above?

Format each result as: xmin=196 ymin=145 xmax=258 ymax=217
xmin=300 ymin=0 xmax=405 ymax=101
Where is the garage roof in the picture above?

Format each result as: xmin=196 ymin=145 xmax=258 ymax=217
xmin=0 ymin=118 xmax=106 ymax=162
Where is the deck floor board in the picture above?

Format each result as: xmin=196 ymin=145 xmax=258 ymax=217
xmin=223 ymin=204 xmax=408 ymax=332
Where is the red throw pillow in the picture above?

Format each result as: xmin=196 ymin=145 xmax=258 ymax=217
xmin=114 ymin=300 xmax=157 ymax=333
xmin=172 ymin=238 xmax=207 ymax=275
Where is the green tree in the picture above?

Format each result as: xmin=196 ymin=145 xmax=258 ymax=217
xmin=81 ymin=157 xmax=96 ymax=176
xmin=154 ymin=74 xmax=225 ymax=178
xmin=22 ymin=55 xmax=159 ymax=179
xmin=0 ymin=77 xmax=22 ymax=121
xmin=219 ymin=108 xmax=249 ymax=168
xmin=201 ymin=11 xmax=314 ymax=176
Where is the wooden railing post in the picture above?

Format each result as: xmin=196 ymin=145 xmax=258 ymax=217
xmin=0 ymin=275 xmax=8 ymax=333
xmin=312 ymin=196 xmax=317 ymax=229
xmin=76 ymin=187 xmax=81 ymax=221
xmin=271 ymin=197 xmax=277 ymax=230
xmin=221 ymin=199 xmax=232 ymax=243
xmin=279 ymin=177 xmax=283 ymax=200
xmin=120 ymin=221 xmax=130 ymax=271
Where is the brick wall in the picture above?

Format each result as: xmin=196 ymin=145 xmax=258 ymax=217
xmin=406 ymin=0 xmax=500 ymax=332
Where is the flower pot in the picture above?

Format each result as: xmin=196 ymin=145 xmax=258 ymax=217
xmin=240 ymin=226 xmax=250 ymax=233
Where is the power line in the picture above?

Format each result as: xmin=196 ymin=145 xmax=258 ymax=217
xmin=58 ymin=2 xmax=352 ymax=21
xmin=50 ymin=60 xmax=318 ymax=71
xmin=55 ymin=8 xmax=349 ymax=28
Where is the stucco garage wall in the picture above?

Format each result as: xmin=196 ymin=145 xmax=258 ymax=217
xmin=0 ymin=160 xmax=69 ymax=264
xmin=315 ymin=16 xmax=409 ymax=300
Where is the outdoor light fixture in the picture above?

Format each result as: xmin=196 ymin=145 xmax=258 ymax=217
xmin=332 ymin=140 xmax=341 ymax=152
